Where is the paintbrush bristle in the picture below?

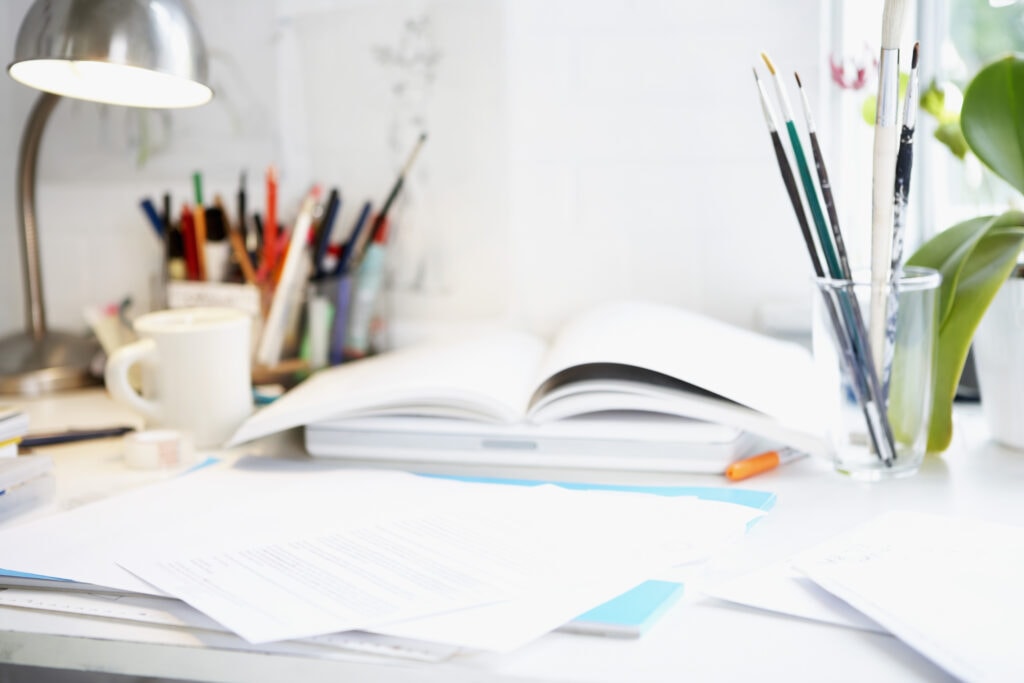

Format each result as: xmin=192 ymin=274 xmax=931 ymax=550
xmin=760 ymin=52 xmax=777 ymax=75
xmin=911 ymin=42 xmax=919 ymax=69
xmin=794 ymin=72 xmax=803 ymax=88
xmin=753 ymin=67 xmax=779 ymax=132
xmin=881 ymin=0 xmax=908 ymax=49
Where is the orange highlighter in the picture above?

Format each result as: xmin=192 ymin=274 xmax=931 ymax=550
xmin=726 ymin=447 xmax=806 ymax=482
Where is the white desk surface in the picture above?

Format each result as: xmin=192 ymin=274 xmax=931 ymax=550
xmin=2 ymin=388 xmax=1021 ymax=683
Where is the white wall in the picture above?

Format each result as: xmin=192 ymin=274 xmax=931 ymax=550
xmin=0 ymin=0 xmax=830 ymax=345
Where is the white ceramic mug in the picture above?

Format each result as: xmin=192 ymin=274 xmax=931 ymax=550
xmin=105 ymin=307 xmax=253 ymax=449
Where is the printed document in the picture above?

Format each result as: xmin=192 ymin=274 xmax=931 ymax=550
xmin=0 ymin=458 xmax=764 ymax=646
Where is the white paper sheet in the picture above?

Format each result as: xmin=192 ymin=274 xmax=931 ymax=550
xmin=792 ymin=510 xmax=1024 ymax=683
xmin=119 ymin=483 xmax=758 ymax=644
xmin=0 ymin=457 xmax=764 ymax=649
xmin=370 ymin=496 xmax=763 ymax=652
xmin=698 ymin=560 xmax=886 ymax=633
xmin=0 ymin=462 xmax=440 ymax=595
xmin=0 ymin=589 xmax=458 ymax=662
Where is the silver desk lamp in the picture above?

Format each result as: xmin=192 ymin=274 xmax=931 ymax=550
xmin=1 ymin=0 xmax=212 ymax=395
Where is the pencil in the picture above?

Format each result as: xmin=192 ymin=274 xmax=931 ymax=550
xmin=192 ymin=171 xmax=208 ymax=281
xmin=221 ymin=189 xmax=257 ymax=285
xmin=869 ymin=0 xmax=908 ymax=380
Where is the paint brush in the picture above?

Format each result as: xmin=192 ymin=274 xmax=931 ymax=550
xmin=878 ymin=41 xmax=921 ymax=389
xmin=761 ymin=53 xmax=841 ymax=279
xmin=891 ymin=41 xmax=919 ymax=274
xmin=754 ymin=67 xmax=895 ymax=466
xmin=753 ymin=68 xmax=824 ymax=277
xmin=792 ymin=69 xmax=896 ymax=465
xmin=355 ymin=133 xmax=428 ymax=267
xmin=794 ymin=72 xmax=853 ymax=279
xmin=868 ymin=0 xmax=908 ymax=381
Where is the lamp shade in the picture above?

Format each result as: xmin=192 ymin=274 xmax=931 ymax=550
xmin=8 ymin=0 xmax=212 ymax=108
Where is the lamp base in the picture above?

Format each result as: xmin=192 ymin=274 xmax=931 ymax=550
xmin=0 ymin=330 xmax=102 ymax=396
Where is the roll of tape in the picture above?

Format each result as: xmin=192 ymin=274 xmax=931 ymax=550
xmin=123 ymin=430 xmax=194 ymax=470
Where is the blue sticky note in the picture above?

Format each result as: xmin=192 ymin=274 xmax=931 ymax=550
xmin=418 ymin=474 xmax=776 ymax=512
xmin=559 ymin=580 xmax=685 ymax=638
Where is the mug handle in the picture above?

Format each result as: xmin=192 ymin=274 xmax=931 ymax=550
xmin=104 ymin=338 xmax=162 ymax=423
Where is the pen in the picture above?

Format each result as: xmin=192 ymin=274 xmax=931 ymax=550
xmin=237 ymin=170 xmax=248 ymax=248
xmin=334 ymin=200 xmax=372 ymax=276
xmin=180 ymin=204 xmax=200 ymax=281
xmin=20 ymin=425 xmax=136 ymax=449
xmin=312 ymin=188 xmax=341 ymax=278
xmin=204 ymin=206 xmax=230 ymax=282
xmin=726 ymin=447 xmax=806 ymax=482
xmin=258 ymin=165 xmax=278 ymax=283
xmin=162 ymin=192 xmax=171 ymax=235
xmin=139 ymin=198 xmax=164 ymax=240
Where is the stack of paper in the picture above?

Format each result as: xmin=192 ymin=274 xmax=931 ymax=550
xmin=0 ymin=457 xmax=770 ymax=656
xmin=702 ymin=511 xmax=1024 ymax=683
xmin=0 ymin=454 xmax=54 ymax=524
xmin=0 ymin=406 xmax=29 ymax=457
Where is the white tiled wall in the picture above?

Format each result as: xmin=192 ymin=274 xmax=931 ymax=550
xmin=0 ymin=0 xmax=831 ymax=344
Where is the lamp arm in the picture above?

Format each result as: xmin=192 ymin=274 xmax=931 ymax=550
xmin=16 ymin=91 xmax=60 ymax=342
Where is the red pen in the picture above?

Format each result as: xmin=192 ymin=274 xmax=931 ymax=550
xmin=257 ymin=165 xmax=278 ymax=283
xmin=726 ymin=447 xmax=806 ymax=482
xmin=180 ymin=204 xmax=199 ymax=281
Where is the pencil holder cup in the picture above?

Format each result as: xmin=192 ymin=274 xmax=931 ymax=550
xmin=811 ymin=267 xmax=941 ymax=481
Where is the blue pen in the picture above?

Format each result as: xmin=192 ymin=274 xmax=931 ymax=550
xmin=313 ymin=188 xmax=341 ymax=278
xmin=334 ymin=201 xmax=373 ymax=276
xmin=139 ymin=198 xmax=164 ymax=240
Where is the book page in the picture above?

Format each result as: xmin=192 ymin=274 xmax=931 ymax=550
xmin=530 ymin=300 xmax=823 ymax=438
xmin=229 ymin=330 xmax=547 ymax=446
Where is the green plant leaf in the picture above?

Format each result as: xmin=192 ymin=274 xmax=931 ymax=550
xmin=905 ymin=210 xmax=1024 ymax=451
xmin=920 ymin=81 xmax=948 ymax=121
xmin=933 ymin=122 xmax=969 ymax=160
xmin=960 ymin=54 xmax=1024 ymax=195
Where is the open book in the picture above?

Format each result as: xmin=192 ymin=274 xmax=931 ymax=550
xmin=228 ymin=300 xmax=827 ymax=471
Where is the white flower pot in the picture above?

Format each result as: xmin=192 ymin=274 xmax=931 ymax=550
xmin=973 ymin=273 xmax=1024 ymax=449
